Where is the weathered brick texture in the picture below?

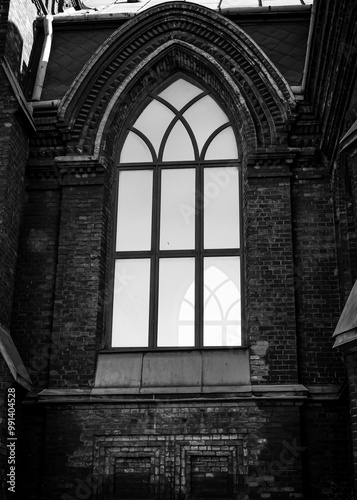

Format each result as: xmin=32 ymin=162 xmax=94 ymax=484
xmin=11 ymin=187 xmax=61 ymax=387
xmin=3 ymin=1 xmax=356 ymax=498
xmin=50 ymin=184 xmax=106 ymax=387
xmin=16 ymin=403 xmax=46 ymax=500
xmin=28 ymin=401 xmax=306 ymax=500
xmin=292 ymin=159 xmax=344 ymax=385
xmin=302 ymin=400 xmax=353 ymax=500
xmin=246 ymin=173 xmax=298 ymax=384
xmin=0 ymin=70 xmax=29 ymax=329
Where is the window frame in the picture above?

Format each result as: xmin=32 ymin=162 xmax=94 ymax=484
xmin=109 ymin=76 xmax=244 ymax=351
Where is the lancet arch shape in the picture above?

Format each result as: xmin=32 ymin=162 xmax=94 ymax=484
xmin=57 ymin=2 xmax=297 ymax=158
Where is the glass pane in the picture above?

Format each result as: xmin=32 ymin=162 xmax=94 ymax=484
xmin=204 ymin=127 xmax=238 ymax=160
xmin=158 ymin=258 xmax=195 ymax=347
xmin=262 ymin=0 xmax=302 ymax=5
xmin=204 ymin=167 xmax=239 ymax=249
xmin=183 ymin=95 xmax=228 ymax=155
xmin=133 ymin=100 xmax=175 ymax=156
xmin=158 ymin=79 xmax=203 ymax=110
xmin=111 ymin=259 xmax=150 ymax=347
xmin=116 ymin=170 xmax=153 ymax=251
xmin=162 ymin=120 xmax=195 ymax=161
xmin=120 ymin=131 xmax=152 ymax=163
xmin=204 ymin=257 xmax=241 ymax=347
xmin=160 ymin=169 xmax=195 ymax=250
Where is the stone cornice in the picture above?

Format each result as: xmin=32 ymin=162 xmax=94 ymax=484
xmin=54 ymin=156 xmax=106 ymax=185
xmin=26 ymin=156 xmax=107 ymax=186
xmin=247 ymin=149 xmax=298 ymax=177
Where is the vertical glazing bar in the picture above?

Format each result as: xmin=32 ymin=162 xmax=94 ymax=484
xmin=196 ymin=163 xmax=203 ymax=348
xmin=149 ymin=165 xmax=160 ymax=348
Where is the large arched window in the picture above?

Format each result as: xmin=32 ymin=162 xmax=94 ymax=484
xmin=111 ymin=76 xmax=241 ymax=349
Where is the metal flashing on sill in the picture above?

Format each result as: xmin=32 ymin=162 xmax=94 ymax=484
xmin=34 ymin=384 xmax=311 ymax=404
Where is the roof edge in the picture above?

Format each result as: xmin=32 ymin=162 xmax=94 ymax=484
xmin=0 ymin=325 xmax=32 ymax=391
xmin=39 ymin=3 xmax=311 ymax=24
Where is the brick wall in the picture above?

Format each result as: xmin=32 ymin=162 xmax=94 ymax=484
xmin=4 ymin=0 xmax=38 ymax=84
xmin=23 ymin=401 xmax=306 ymax=500
xmin=0 ymin=70 xmax=29 ymax=330
xmin=14 ymin=399 xmax=351 ymax=500
xmin=291 ymin=157 xmax=345 ymax=385
xmin=302 ymin=399 xmax=353 ymax=500
xmin=16 ymin=402 xmax=46 ymax=500
xmin=0 ymin=1 xmax=37 ymax=497
xmin=11 ymin=187 xmax=61 ymax=387
xmin=6 ymin=3 xmax=356 ymax=499
xmin=49 ymin=183 xmax=106 ymax=387
xmin=246 ymin=171 xmax=298 ymax=384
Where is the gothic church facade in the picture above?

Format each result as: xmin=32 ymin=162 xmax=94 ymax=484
xmin=0 ymin=0 xmax=357 ymax=498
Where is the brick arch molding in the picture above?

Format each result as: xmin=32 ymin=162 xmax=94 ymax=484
xmin=57 ymin=1 xmax=297 ymax=160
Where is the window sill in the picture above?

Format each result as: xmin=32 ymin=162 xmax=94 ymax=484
xmin=94 ymin=348 xmax=250 ymax=392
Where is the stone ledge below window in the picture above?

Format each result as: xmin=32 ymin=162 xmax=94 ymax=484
xmin=94 ymin=348 xmax=250 ymax=393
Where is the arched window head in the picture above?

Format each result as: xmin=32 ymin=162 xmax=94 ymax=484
xmin=111 ymin=76 xmax=242 ymax=349
xmin=120 ymin=78 xmax=238 ymax=163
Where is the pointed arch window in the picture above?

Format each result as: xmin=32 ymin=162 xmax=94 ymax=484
xmin=111 ymin=77 xmax=242 ymax=349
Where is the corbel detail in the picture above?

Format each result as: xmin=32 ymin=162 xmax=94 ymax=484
xmin=247 ymin=149 xmax=298 ymax=178
xmin=54 ymin=156 xmax=107 ymax=185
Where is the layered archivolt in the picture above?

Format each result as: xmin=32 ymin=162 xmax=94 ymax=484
xmin=119 ymin=78 xmax=238 ymax=163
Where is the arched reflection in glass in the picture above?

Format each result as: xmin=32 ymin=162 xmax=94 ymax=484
xmin=112 ymin=76 xmax=241 ymax=348
xmin=177 ymin=257 xmax=241 ymax=347
xmin=203 ymin=257 xmax=241 ymax=346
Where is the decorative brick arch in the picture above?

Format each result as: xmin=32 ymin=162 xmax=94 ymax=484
xmin=57 ymin=1 xmax=296 ymax=160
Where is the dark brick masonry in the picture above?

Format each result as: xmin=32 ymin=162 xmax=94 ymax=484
xmin=0 ymin=0 xmax=356 ymax=499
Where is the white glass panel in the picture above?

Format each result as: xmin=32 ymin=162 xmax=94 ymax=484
xmin=160 ymin=169 xmax=195 ymax=250
xmin=158 ymin=79 xmax=203 ymax=110
xmin=158 ymin=258 xmax=195 ymax=347
xmin=262 ymin=0 xmax=301 ymax=5
xmin=133 ymin=100 xmax=175 ymax=156
xmin=163 ymin=121 xmax=195 ymax=161
xmin=183 ymin=95 xmax=228 ymax=155
xmin=116 ymin=170 xmax=152 ymax=251
xmin=204 ymin=167 xmax=239 ymax=249
xmin=120 ymin=131 xmax=152 ymax=163
xmin=204 ymin=127 xmax=238 ymax=160
xmin=221 ymin=0 xmax=259 ymax=6
xmin=111 ymin=259 xmax=150 ymax=347
xmin=204 ymin=257 xmax=241 ymax=347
